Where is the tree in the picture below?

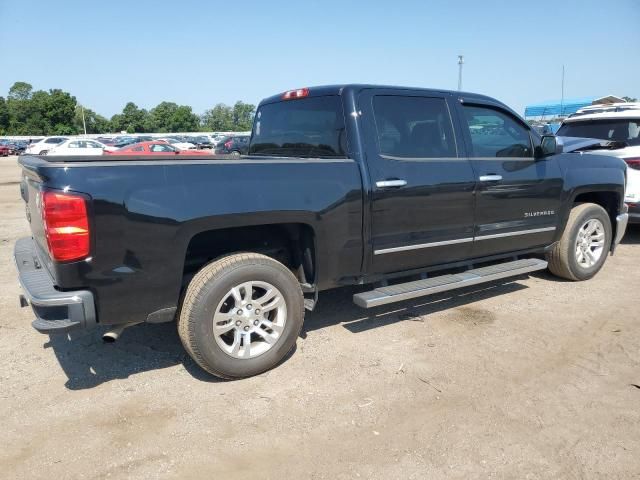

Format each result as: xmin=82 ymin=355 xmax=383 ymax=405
xmin=201 ymin=101 xmax=255 ymax=131
xmin=201 ymin=103 xmax=234 ymax=131
xmin=231 ymin=101 xmax=255 ymax=131
xmin=111 ymin=102 xmax=149 ymax=133
xmin=74 ymin=106 xmax=111 ymax=134
xmin=8 ymin=81 xmax=33 ymax=101
xmin=0 ymin=97 xmax=8 ymax=134
xmin=44 ymin=89 xmax=78 ymax=135
xmin=622 ymin=96 xmax=638 ymax=103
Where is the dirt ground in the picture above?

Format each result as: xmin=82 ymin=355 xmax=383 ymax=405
xmin=1 ymin=155 xmax=639 ymax=479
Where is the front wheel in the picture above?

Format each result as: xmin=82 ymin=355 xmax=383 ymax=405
xmin=547 ymin=203 xmax=612 ymax=281
xmin=178 ymin=253 xmax=304 ymax=379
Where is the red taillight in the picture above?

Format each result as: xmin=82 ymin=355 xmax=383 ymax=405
xmin=41 ymin=191 xmax=90 ymax=261
xmin=224 ymin=140 xmax=233 ymax=149
xmin=282 ymin=88 xmax=309 ymax=100
xmin=624 ymin=158 xmax=640 ymax=170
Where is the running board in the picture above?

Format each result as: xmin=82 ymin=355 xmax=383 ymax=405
xmin=353 ymin=258 xmax=547 ymax=308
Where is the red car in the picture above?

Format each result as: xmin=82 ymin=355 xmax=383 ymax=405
xmin=107 ymin=141 xmax=212 ymax=156
xmin=0 ymin=144 xmax=12 ymax=156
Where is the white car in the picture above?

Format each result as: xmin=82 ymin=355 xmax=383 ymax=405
xmin=558 ymin=104 xmax=640 ymax=224
xmin=25 ymin=137 xmax=69 ymax=155
xmin=157 ymin=138 xmax=196 ymax=150
xmin=47 ymin=139 xmax=116 ymax=156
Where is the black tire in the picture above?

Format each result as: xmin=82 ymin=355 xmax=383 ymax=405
xmin=547 ymin=203 xmax=612 ymax=281
xmin=178 ymin=253 xmax=304 ymax=379
xmin=39 ymin=150 xmax=48 ymax=155
xmin=231 ymin=150 xmax=241 ymax=156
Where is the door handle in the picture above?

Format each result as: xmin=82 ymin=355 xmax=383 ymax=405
xmin=479 ymin=174 xmax=503 ymax=182
xmin=376 ymin=179 xmax=407 ymax=188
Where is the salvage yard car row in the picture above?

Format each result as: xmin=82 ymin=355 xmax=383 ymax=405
xmin=6 ymin=133 xmax=251 ymax=156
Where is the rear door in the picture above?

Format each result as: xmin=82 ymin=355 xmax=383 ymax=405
xmin=456 ymin=100 xmax=563 ymax=257
xmin=358 ymin=89 xmax=476 ymax=274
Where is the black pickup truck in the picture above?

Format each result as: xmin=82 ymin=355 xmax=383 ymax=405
xmin=15 ymin=85 xmax=629 ymax=379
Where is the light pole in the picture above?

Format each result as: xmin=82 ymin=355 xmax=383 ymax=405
xmin=457 ymin=55 xmax=464 ymax=91
xmin=81 ymin=105 xmax=87 ymax=135
xmin=560 ymin=65 xmax=565 ymax=118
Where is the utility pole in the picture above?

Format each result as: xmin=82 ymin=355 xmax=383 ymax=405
xmin=560 ymin=65 xmax=565 ymax=118
xmin=81 ymin=105 xmax=87 ymax=135
xmin=457 ymin=55 xmax=464 ymax=91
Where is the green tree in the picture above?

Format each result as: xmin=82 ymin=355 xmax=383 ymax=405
xmin=202 ymin=102 xmax=255 ymax=131
xmin=111 ymin=102 xmax=149 ymax=133
xmin=622 ymin=96 xmax=638 ymax=102
xmin=149 ymin=101 xmax=178 ymax=132
xmin=202 ymin=104 xmax=233 ymax=131
xmin=44 ymin=89 xmax=78 ymax=135
xmin=0 ymin=97 xmax=8 ymax=134
xmin=231 ymin=101 xmax=255 ymax=131
xmin=74 ymin=106 xmax=111 ymax=134
xmin=169 ymin=105 xmax=199 ymax=132
xmin=8 ymin=81 xmax=33 ymax=101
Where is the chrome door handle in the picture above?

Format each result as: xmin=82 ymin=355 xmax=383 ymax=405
xmin=479 ymin=175 xmax=503 ymax=182
xmin=376 ymin=179 xmax=407 ymax=188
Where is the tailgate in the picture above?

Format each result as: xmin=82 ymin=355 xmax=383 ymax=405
xmin=19 ymin=166 xmax=53 ymax=273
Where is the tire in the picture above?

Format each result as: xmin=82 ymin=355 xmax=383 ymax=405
xmin=547 ymin=203 xmax=612 ymax=281
xmin=231 ymin=150 xmax=241 ymax=157
xmin=39 ymin=150 xmax=48 ymax=155
xmin=178 ymin=253 xmax=304 ymax=379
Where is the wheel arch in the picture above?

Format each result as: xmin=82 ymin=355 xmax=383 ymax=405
xmin=181 ymin=222 xmax=317 ymax=287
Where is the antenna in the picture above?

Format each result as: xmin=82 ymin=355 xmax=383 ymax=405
xmin=458 ymin=55 xmax=464 ymax=91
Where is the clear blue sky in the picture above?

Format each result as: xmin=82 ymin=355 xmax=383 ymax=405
xmin=1 ymin=0 xmax=638 ymax=117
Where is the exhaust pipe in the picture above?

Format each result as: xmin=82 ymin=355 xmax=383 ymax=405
xmin=102 ymin=322 xmax=141 ymax=343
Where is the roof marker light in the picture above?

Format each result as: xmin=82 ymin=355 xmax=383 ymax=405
xmin=282 ymin=88 xmax=309 ymax=100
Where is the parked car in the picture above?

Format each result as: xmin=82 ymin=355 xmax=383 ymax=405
xmin=9 ymin=141 xmax=28 ymax=154
xmin=0 ymin=144 xmax=10 ymax=156
xmin=112 ymin=136 xmax=153 ymax=148
xmin=15 ymin=84 xmax=629 ymax=380
xmin=157 ymin=137 xmax=197 ymax=150
xmin=108 ymin=141 xmax=211 ymax=155
xmin=47 ymin=139 xmax=116 ymax=156
xmin=190 ymin=135 xmax=213 ymax=149
xmin=557 ymin=105 xmax=640 ymax=223
xmin=214 ymin=135 xmax=250 ymax=155
xmin=24 ymin=137 xmax=69 ymax=155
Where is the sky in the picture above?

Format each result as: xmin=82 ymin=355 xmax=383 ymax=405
xmin=1 ymin=0 xmax=639 ymax=118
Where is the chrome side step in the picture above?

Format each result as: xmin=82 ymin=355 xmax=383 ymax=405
xmin=353 ymin=258 xmax=547 ymax=308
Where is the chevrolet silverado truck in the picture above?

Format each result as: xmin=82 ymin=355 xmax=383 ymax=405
xmin=15 ymin=85 xmax=629 ymax=379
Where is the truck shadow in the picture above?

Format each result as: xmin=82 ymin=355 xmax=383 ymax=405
xmin=621 ymin=224 xmax=640 ymax=245
xmin=45 ymin=278 xmax=529 ymax=390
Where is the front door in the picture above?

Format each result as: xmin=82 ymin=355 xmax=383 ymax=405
xmin=359 ymin=90 xmax=477 ymax=275
xmin=456 ymin=101 xmax=563 ymax=257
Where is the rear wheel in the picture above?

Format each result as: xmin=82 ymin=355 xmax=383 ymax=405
xmin=547 ymin=203 xmax=612 ymax=281
xmin=178 ymin=253 xmax=304 ymax=379
xmin=39 ymin=150 xmax=48 ymax=155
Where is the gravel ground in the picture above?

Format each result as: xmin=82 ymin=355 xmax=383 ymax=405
xmin=1 ymin=155 xmax=639 ymax=479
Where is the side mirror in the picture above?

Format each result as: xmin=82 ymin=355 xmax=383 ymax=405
xmin=536 ymin=135 xmax=563 ymax=158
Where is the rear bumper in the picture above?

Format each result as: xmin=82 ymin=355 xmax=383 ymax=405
xmin=14 ymin=237 xmax=96 ymax=334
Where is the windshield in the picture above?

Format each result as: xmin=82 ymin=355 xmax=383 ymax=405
xmin=249 ymin=95 xmax=347 ymax=158
xmin=558 ymin=119 xmax=640 ymax=146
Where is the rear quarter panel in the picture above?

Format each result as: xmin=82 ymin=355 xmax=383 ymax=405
xmin=21 ymin=156 xmax=363 ymax=326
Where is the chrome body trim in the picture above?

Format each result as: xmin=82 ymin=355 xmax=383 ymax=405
xmin=374 ymin=227 xmax=557 ymax=255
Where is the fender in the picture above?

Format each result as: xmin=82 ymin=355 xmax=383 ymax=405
xmin=554 ymin=151 xmax=627 ymax=240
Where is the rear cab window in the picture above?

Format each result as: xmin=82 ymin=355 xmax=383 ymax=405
xmin=249 ymin=95 xmax=347 ymax=158
xmin=371 ymin=95 xmax=457 ymax=159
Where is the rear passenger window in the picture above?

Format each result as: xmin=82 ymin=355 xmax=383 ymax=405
xmin=372 ymin=96 xmax=456 ymax=159
xmin=462 ymin=106 xmax=533 ymax=158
